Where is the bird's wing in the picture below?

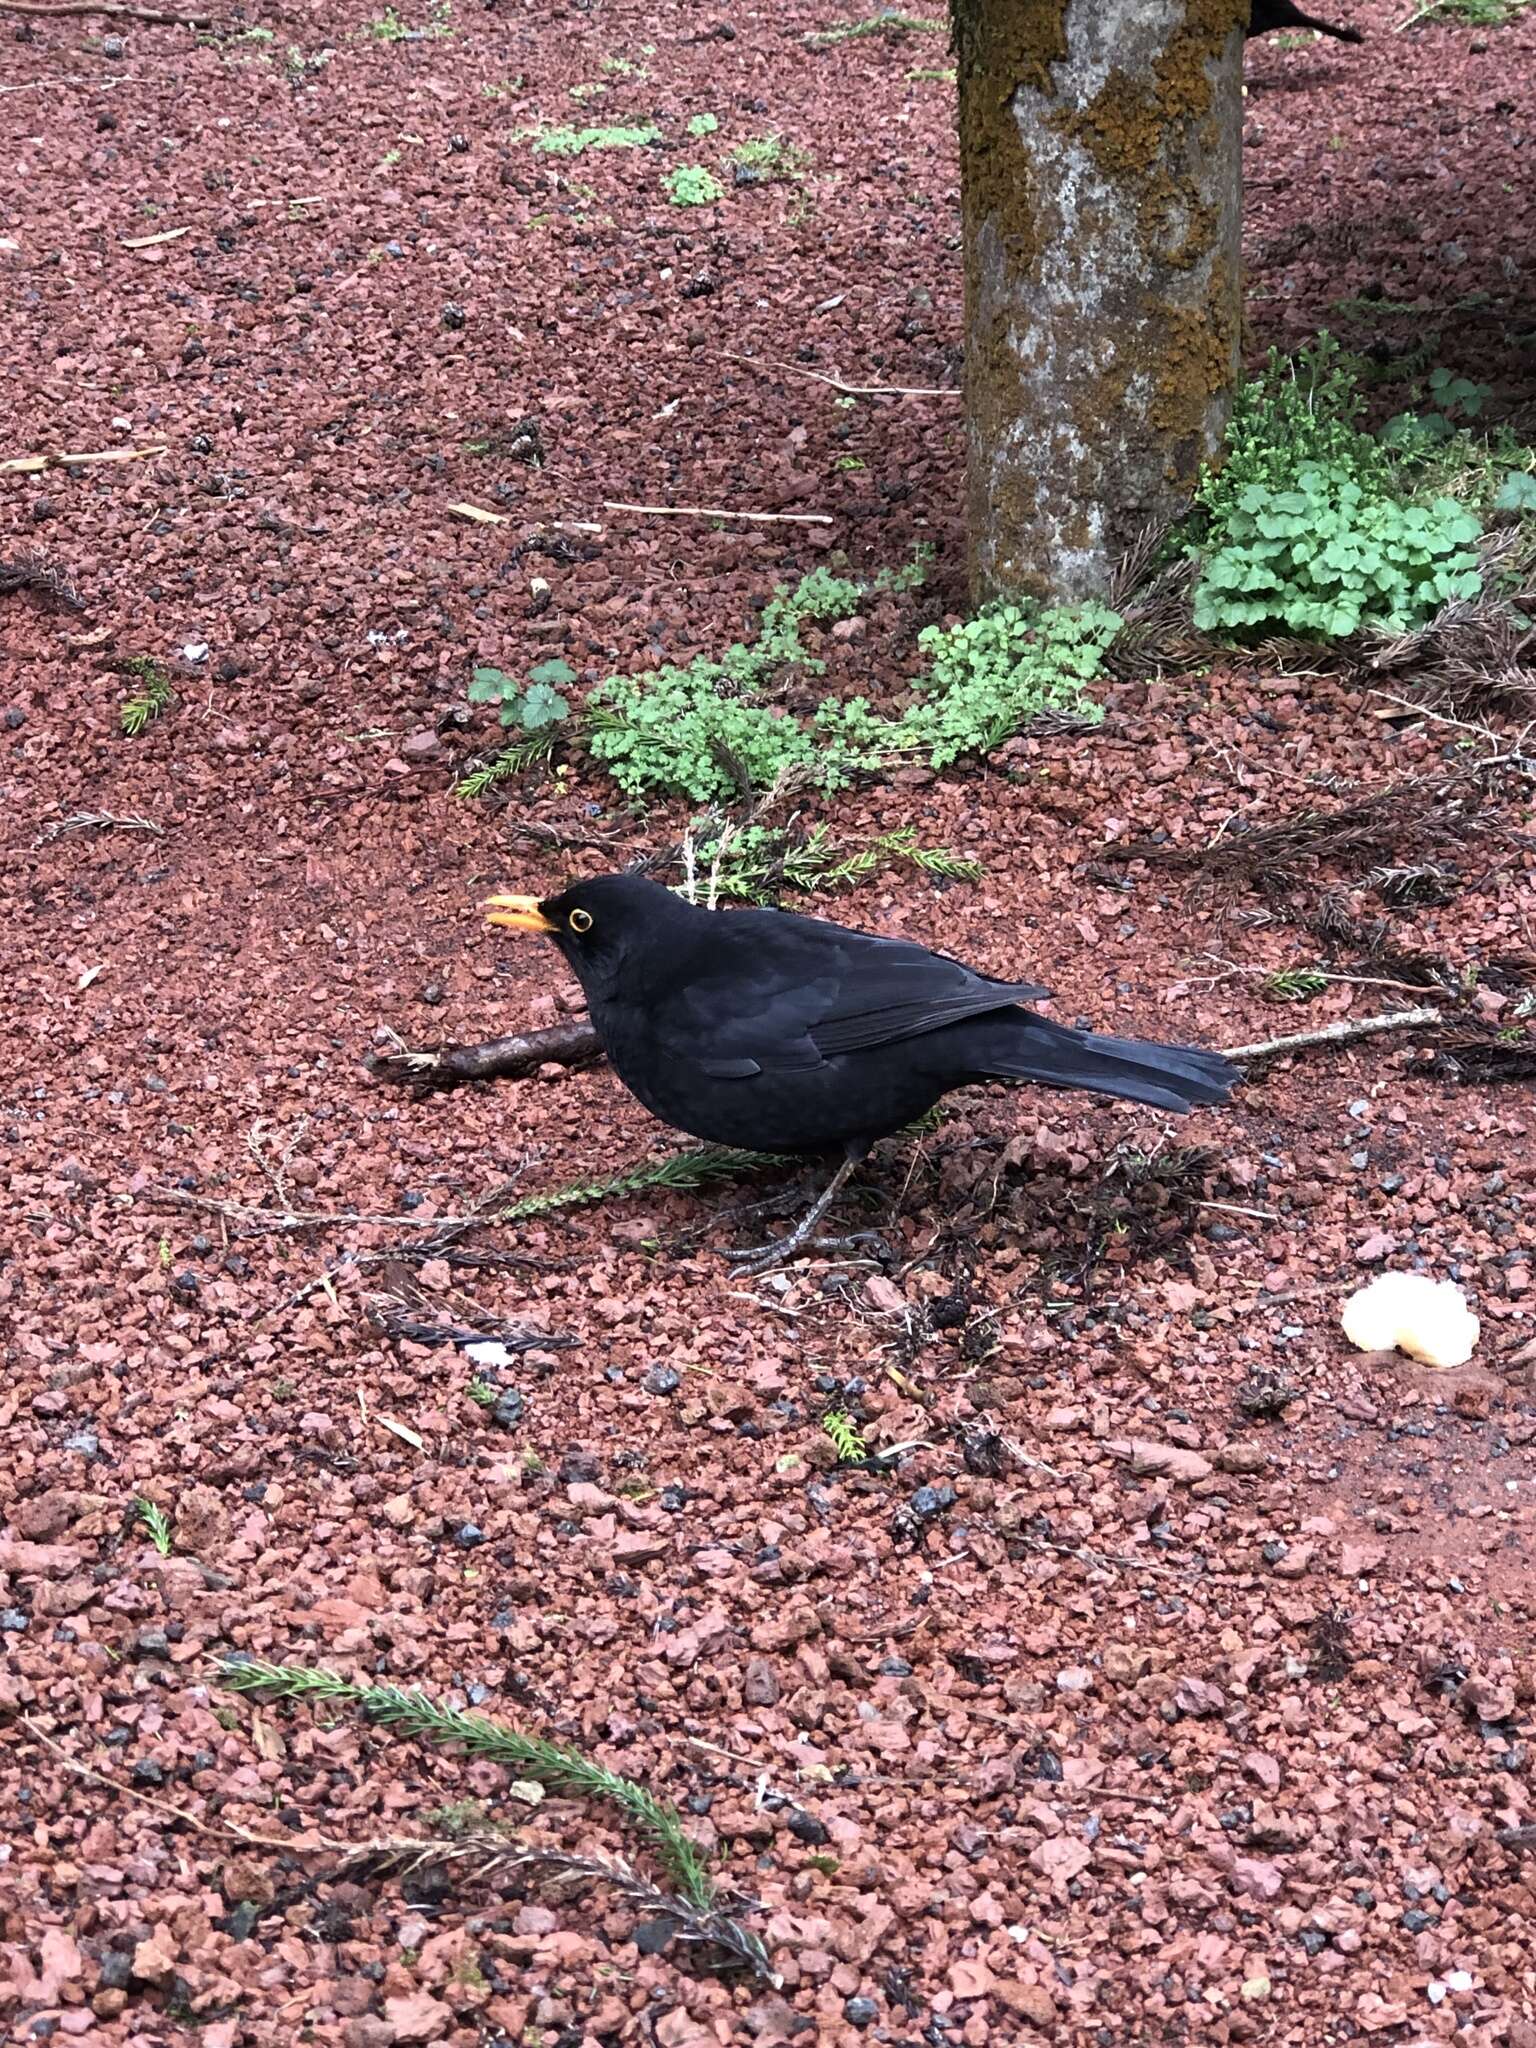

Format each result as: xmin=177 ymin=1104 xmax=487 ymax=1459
xmin=658 ymin=919 xmax=1049 ymax=1078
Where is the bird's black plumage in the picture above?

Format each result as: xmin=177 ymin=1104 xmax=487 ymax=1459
xmin=1248 ymin=0 xmax=1363 ymax=41
xmin=487 ymin=875 xmax=1238 ymax=1263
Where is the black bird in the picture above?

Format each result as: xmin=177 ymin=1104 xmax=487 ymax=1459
xmin=486 ymin=874 xmax=1238 ymax=1268
xmin=1248 ymin=0 xmax=1363 ymax=42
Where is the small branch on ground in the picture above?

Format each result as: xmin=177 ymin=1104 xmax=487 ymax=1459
xmin=719 ymin=351 xmax=959 ymax=400
xmin=0 ymin=442 xmax=168 ymax=474
xmin=602 ymin=499 xmax=833 ymax=526
xmin=1103 ymin=768 xmax=1507 ymax=893
xmin=0 ymin=0 xmax=209 ymax=18
xmin=368 ymin=1019 xmax=603 ymax=1092
xmin=25 ymin=1715 xmax=773 ymax=1982
xmin=1220 ymin=1005 xmax=1443 ymax=1064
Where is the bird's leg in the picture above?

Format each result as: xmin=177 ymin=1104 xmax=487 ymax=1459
xmin=721 ymin=1154 xmax=877 ymax=1272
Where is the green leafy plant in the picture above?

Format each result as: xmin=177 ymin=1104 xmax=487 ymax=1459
xmin=730 ymin=135 xmax=810 ymax=182
xmin=135 ymin=1499 xmax=174 ymax=1556
xmin=466 ymin=1377 xmax=499 ymax=1408
xmin=686 ymin=112 xmax=719 ymax=137
xmin=664 ymin=165 xmax=723 ymax=206
xmin=1193 ymin=472 xmax=1482 ymax=638
xmin=118 ymin=658 xmax=174 ymax=736
xmin=896 ymin=601 xmax=1115 ymax=768
xmin=529 ymin=122 xmax=659 ymax=156
xmin=1199 ymin=334 xmax=1389 ymax=535
xmin=822 ymin=1410 xmax=868 ymax=1463
xmin=586 ymin=561 xmax=1112 ymax=804
xmin=457 ymin=659 xmax=574 ymax=796
xmin=1194 ymin=338 xmax=1486 ymax=638
xmin=1495 ymin=471 xmax=1536 ymax=515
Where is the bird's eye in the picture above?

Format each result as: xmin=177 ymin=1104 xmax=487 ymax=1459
xmin=568 ymin=908 xmax=593 ymax=935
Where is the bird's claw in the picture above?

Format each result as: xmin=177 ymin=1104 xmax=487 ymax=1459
xmin=722 ymin=1229 xmax=891 ymax=1276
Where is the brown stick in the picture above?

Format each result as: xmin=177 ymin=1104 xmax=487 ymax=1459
xmin=0 ymin=0 xmax=209 ymax=18
xmin=370 ymin=1002 xmax=1452 ymax=1096
xmin=368 ymin=1019 xmax=603 ymax=1091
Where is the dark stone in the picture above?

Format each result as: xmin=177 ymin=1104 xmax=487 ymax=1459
xmin=909 ymin=1483 xmax=956 ymax=1521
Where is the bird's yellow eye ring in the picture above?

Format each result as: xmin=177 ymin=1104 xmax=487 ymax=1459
xmin=568 ymin=908 xmax=593 ymax=935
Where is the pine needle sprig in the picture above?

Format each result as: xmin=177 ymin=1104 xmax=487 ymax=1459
xmin=343 ymin=1837 xmax=775 ymax=1981
xmin=822 ymin=1410 xmax=869 ymax=1464
xmin=215 ymin=1659 xmax=714 ymax=1906
xmin=452 ymin=729 xmax=558 ymax=798
xmin=135 ymin=1499 xmax=174 ymax=1556
xmin=498 ymin=1144 xmax=782 ymax=1222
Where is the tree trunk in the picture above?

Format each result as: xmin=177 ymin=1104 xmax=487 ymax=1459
xmin=955 ymin=0 xmax=1246 ymax=604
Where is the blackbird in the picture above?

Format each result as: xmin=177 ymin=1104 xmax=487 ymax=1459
xmin=1248 ymin=0 xmax=1363 ymax=41
xmin=486 ymin=873 xmax=1238 ymax=1268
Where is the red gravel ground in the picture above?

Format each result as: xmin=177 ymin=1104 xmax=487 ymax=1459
xmin=5 ymin=2 xmax=1536 ymax=2044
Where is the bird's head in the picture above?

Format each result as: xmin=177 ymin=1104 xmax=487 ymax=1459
xmin=483 ymin=871 xmax=692 ymax=1001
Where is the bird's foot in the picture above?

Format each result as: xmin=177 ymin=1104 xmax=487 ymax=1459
xmin=721 ymin=1229 xmax=890 ymax=1276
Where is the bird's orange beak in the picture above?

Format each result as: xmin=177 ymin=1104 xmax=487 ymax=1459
xmin=483 ymin=893 xmax=558 ymax=934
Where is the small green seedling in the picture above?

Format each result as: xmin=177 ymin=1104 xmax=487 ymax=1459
xmin=1261 ymin=968 xmax=1330 ymax=1003
xmin=135 ymin=1499 xmax=174 ymax=1556
xmin=822 ymin=1410 xmax=868 ymax=1464
xmin=119 ymin=658 xmax=174 ymax=736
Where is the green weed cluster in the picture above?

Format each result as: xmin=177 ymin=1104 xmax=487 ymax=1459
xmin=664 ymin=164 xmax=724 ymax=206
xmin=586 ymin=566 xmax=1113 ymax=805
xmin=118 ymin=657 xmax=174 ymax=736
xmin=530 ymin=122 xmax=659 ymax=156
xmin=455 ymin=658 xmax=573 ymax=795
xmin=682 ymin=820 xmax=982 ymax=903
xmin=729 ymin=136 xmax=810 ymax=183
xmin=1194 ymin=336 xmax=1485 ymax=638
xmin=1194 ymin=475 xmax=1482 ymax=639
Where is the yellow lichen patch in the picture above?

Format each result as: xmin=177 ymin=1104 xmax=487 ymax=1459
xmin=1149 ymin=286 xmax=1239 ymax=450
xmin=953 ymin=0 xmax=1070 ymax=284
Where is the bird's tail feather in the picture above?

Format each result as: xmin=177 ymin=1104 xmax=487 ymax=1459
xmin=977 ymin=1018 xmax=1238 ymax=1115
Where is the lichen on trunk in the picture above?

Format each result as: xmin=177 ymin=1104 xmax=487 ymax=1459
xmin=955 ymin=0 xmax=1246 ymax=603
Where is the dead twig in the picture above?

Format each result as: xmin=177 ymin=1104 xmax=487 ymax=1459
xmin=719 ymin=350 xmax=959 ymax=400
xmin=0 ymin=552 xmax=83 ymax=610
xmin=367 ymin=1019 xmax=604 ymax=1093
xmin=1220 ymin=1005 xmax=1442 ymax=1063
xmin=0 ymin=0 xmax=207 ymax=16
xmin=35 ymin=811 xmax=163 ymax=843
xmin=1106 ymin=768 xmax=1515 ymax=894
xmin=602 ymin=499 xmax=833 ymax=526
xmin=346 ymin=1839 xmax=775 ymax=1981
xmin=0 ymin=443 xmax=167 ymax=475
